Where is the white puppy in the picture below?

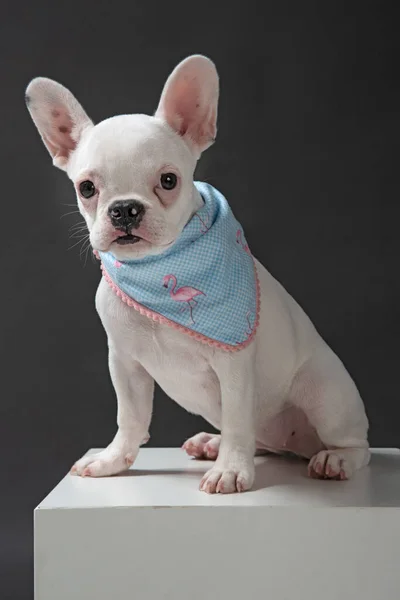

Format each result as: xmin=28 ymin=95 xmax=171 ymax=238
xmin=26 ymin=55 xmax=370 ymax=493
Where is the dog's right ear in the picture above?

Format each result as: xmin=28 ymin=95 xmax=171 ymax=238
xmin=155 ymin=55 xmax=219 ymax=158
xmin=25 ymin=78 xmax=93 ymax=171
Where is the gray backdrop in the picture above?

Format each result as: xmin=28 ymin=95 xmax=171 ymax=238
xmin=1 ymin=2 xmax=399 ymax=598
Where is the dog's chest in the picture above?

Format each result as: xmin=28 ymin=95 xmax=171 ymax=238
xmin=97 ymin=279 xmax=222 ymax=423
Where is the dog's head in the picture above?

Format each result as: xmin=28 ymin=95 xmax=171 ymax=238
xmin=25 ymin=56 xmax=219 ymax=259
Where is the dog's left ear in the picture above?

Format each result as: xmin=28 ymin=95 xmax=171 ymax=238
xmin=155 ymin=55 xmax=219 ymax=156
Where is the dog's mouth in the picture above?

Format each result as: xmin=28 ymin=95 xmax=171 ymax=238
xmin=114 ymin=234 xmax=142 ymax=246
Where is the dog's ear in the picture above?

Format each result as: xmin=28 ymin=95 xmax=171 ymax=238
xmin=155 ymin=55 xmax=219 ymax=156
xmin=25 ymin=78 xmax=93 ymax=171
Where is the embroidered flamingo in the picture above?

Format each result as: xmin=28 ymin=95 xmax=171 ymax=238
xmin=245 ymin=310 xmax=254 ymax=337
xmin=163 ymin=274 xmax=205 ymax=324
xmin=235 ymin=311 xmax=255 ymax=344
xmin=236 ymin=229 xmax=250 ymax=254
xmin=194 ymin=212 xmax=211 ymax=233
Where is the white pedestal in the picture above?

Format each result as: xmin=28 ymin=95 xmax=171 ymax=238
xmin=35 ymin=448 xmax=400 ymax=600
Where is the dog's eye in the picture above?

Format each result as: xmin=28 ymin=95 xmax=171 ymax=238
xmin=79 ymin=180 xmax=96 ymax=199
xmin=160 ymin=173 xmax=177 ymax=190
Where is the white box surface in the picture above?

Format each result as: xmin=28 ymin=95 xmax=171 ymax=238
xmin=35 ymin=448 xmax=400 ymax=600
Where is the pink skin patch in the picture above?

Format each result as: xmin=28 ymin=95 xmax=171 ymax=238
xmin=115 ymin=260 xmax=122 ymax=268
xmin=125 ymin=454 xmax=134 ymax=467
xmin=153 ymin=169 xmax=182 ymax=207
xmin=42 ymin=106 xmax=76 ymax=162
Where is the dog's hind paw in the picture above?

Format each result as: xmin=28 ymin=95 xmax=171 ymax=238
xmin=182 ymin=432 xmax=221 ymax=460
xmin=308 ymin=450 xmax=352 ymax=480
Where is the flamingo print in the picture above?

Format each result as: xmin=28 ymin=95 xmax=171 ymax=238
xmin=236 ymin=229 xmax=250 ymax=254
xmin=245 ymin=310 xmax=254 ymax=337
xmin=235 ymin=311 xmax=255 ymax=345
xmin=194 ymin=212 xmax=211 ymax=233
xmin=163 ymin=274 xmax=205 ymax=324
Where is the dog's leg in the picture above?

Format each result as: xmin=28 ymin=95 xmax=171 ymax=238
xmin=292 ymin=350 xmax=370 ymax=480
xmin=199 ymin=350 xmax=256 ymax=493
xmin=71 ymin=353 xmax=154 ymax=477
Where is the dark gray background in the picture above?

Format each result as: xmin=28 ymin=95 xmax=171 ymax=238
xmin=1 ymin=2 xmax=399 ymax=598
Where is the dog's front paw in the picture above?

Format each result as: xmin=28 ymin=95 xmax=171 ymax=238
xmin=71 ymin=448 xmax=138 ymax=477
xmin=199 ymin=463 xmax=255 ymax=494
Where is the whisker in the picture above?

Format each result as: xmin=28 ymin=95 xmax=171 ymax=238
xmin=81 ymin=240 xmax=93 ymax=265
xmin=69 ymin=229 xmax=87 ymax=237
xmin=61 ymin=210 xmax=81 ymax=219
xmin=68 ymin=225 xmax=87 ymax=233
xmin=82 ymin=242 xmax=93 ymax=267
xmin=69 ymin=231 xmax=89 ymax=240
xmin=68 ymin=234 xmax=90 ymax=251
xmin=80 ymin=238 xmax=91 ymax=257
xmin=69 ymin=222 xmax=86 ymax=230
xmin=69 ymin=230 xmax=87 ymax=238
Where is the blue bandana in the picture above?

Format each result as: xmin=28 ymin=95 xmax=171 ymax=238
xmin=98 ymin=182 xmax=260 ymax=351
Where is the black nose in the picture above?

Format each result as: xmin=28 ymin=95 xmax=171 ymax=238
xmin=108 ymin=200 xmax=145 ymax=231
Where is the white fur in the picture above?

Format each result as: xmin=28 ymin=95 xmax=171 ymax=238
xmin=26 ymin=55 xmax=370 ymax=493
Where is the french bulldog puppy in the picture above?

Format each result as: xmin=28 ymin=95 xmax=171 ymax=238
xmin=26 ymin=55 xmax=369 ymax=493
